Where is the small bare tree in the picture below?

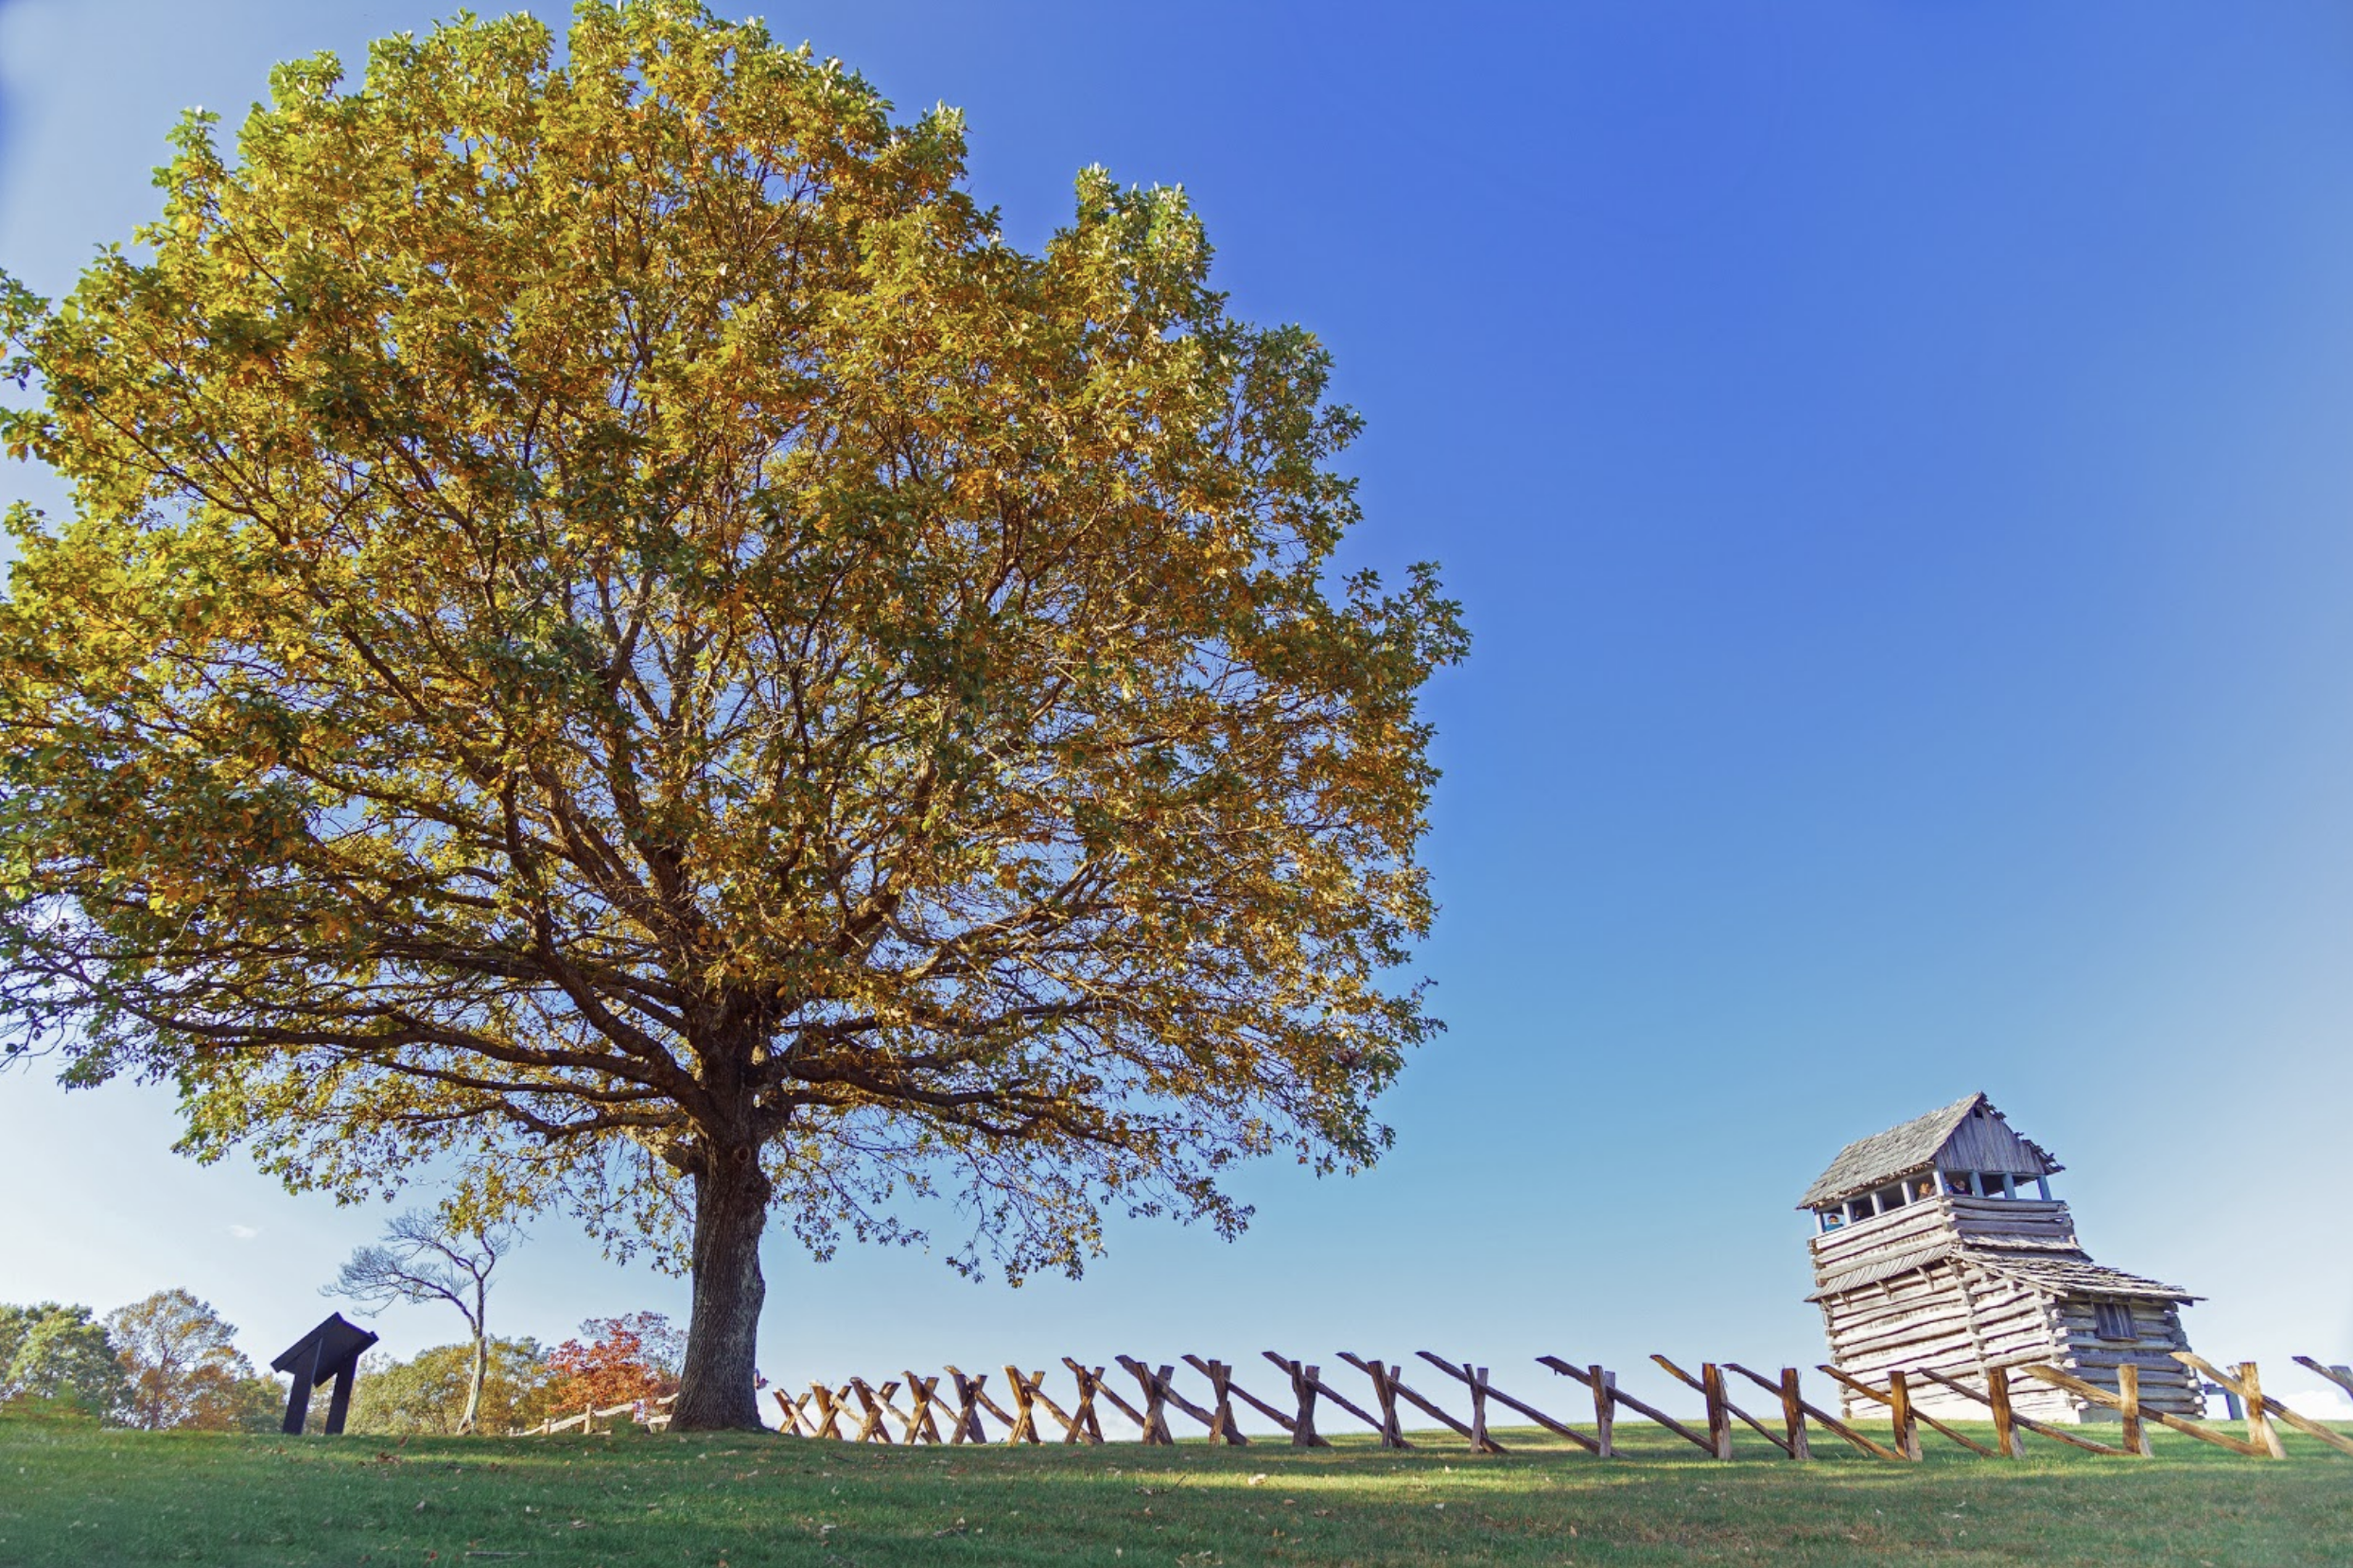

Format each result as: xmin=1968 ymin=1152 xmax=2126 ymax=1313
xmin=326 ymin=1214 xmax=518 ymax=1434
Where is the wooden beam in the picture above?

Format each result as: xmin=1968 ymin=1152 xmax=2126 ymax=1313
xmin=1887 ymin=1371 xmax=1921 ymax=1461
xmin=1531 ymin=1361 xmax=1617 ymax=1457
xmin=1339 ymin=1355 xmax=1414 ymax=1449
xmin=2012 ymin=1366 xmax=2254 ymax=1456
xmin=1005 ymin=1369 xmax=1083 ymax=1444
xmin=1340 ymin=1352 xmax=1483 ymax=1449
xmin=1264 ymin=1357 xmax=1333 ymax=1449
xmin=1008 ymin=1372 xmax=1074 ymax=1440
xmin=1202 ymin=1360 xmax=1249 ymax=1446
xmin=1117 ymin=1357 xmax=1220 ymax=1434
xmin=845 ymin=1379 xmax=899 ymax=1444
xmin=974 ymin=1385 xmax=1021 ymax=1432
xmin=1817 ymin=1366 xmax=1995 ymax=1457
xmin=1704 ymin=1364 xmax=1734 ymax=1462
xmin=901 ymin=1372 xmax=946 ymax=1445
xmin=999 ymin=1367 xmax=1042 ymax=1445
xmin=2295 ymin=1357 xmax=2353 ymax=1405
xmin=1778 ymin=1368 xmax=1811 ymax=1462
xmin=1113 ymin=1357 xmax=1180 ymax=1445
xmin=2118 ymin=1364 xmax=2149 ymax=1457
xmin=1910 ymin=1367 xmax=2135 ymax=1456
xmin=2240 ymin=1363 xmax=2287 ymax=1460
xmin=1117 ymin=1358 xmax=1175 ymax=1446
xmin=2179 ymin=1354 xmax=2351 ymax=1458
xmin=1066 ymin=1358 xmax=1143 ymax=1436
xmin=1291 ymin=1362 xmax=1328 ymax=1450
xmin=1186 ymin=1354 xmax=1289 ymax=1436
xmin=805 ymin=1383 xmax=848 ymax=1441
xmin=1654 ymin=1356 xmax=1785 ymax=1456
xmin=1986 ymin=1367 xmax=2021 ymax=1458
xmin=1419 ymin=1352 xmax=1597 ymax=1453
xmin=1258 ymin=1351 xmax=1382 ymax=1436
xmin=875 ymin=1383 xmax=918 ymax=1444
xmin=1370 ymin=1360 xmax=1407 ymax=1449
xmin=1540 ymin=1355 xmax=1711 ymax=1455
xmin=2030 ymin=1362 xmax=2262 ymax=1457
xmin=941 ymin=1367 xmax=990 ymax=1444
xmin=1052 ymin=1364 xmax=1105 ymax=1445
xmin=1721 ymin=1363 xmax=1905 ymax=1462
xmin=1469 ymin=1365 xmax=1505 ymax=1455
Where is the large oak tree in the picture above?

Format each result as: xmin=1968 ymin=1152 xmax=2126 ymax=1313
xmin=0 ymin=1 xmax=1464 ymax=1429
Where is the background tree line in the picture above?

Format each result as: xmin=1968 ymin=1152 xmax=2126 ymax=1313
xmin=0 ymin=1291 xmax=280 ymax=1430
xmin=0 ymin=1293 xmax=690 ymax=1437
xmin=347 ymin=1312 xmax=688 ymax=1436
xmin=6 ymin=1211 xmax=695 ymax=1436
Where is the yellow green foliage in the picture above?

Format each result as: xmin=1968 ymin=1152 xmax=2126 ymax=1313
xmin=346 ymin=1339 xmax=560 ymax=1437
xmin=0 ymin=0 xmax=1462 ymax=1415
xmin=0 ymin=1303 xmax=129 ymax=1420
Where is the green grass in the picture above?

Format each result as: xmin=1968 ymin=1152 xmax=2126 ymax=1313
xmin=4 ymin=1412 xmax=2348 ymax=1566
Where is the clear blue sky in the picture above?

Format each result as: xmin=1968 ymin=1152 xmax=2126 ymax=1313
xmin=3 ymin=0 xmax=2350 ymax=1424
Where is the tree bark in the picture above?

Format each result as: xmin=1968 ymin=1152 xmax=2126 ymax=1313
xmin=459 ymin=1326 xmax=485 ymax=1435
xmin=667 ymin=1143 xmax=774 ymax=1431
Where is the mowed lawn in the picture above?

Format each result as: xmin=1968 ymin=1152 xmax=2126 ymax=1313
xmin=3 ymin=1413 xmax=2347 ymax=1567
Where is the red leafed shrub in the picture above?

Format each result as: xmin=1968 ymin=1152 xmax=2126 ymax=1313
xmin=546 ymin=1313 xmax=684 ymax=1411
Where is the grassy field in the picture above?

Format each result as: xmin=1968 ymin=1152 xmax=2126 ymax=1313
xmin=3 ymin=1411 xmax=2347 ymax=1567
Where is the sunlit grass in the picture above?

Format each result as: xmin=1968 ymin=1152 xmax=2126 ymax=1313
xmin=3 ymin=1411 xmax=2346 ymax=1565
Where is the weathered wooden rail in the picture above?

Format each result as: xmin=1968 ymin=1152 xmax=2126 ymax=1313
xmin=522 ymin=1390 xmax=678 ymax=1436
xmin=741 ymin=1350 xmax=2350 ymax=1463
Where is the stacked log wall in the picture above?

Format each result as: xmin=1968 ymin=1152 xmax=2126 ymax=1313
xmin=2050 ymin=1299 xmax=2203 ymax=1417
xmin=1806 ymin=1193 xmax=2077 ymax=1279
xmin=1945 ymin=1194 xmax=2075 ymax=1242
xmin=1817 ymin=1260 xmax=2078 ymax=1423
xmin=1813 ymin=1194 xmax=2109 ymax=1424
xmin=1808 ymin=1193 xmax=1962 ymax=1271
xmin=1811 ymin=1193 xmax=2206 ymax=1423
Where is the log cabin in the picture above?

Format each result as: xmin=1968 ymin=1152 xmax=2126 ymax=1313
xmin=1802 ymin=1092 xmax=2202 ymax=1424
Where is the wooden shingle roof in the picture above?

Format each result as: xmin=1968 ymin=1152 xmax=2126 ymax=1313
xmin=1965 ymin=1249 xmax=2199 ymax=1304
xmin=1797 ymin=1091 xmax=2061 ymax=1209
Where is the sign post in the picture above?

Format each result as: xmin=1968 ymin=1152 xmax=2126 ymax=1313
xmin=270 ymin=1313 xmax=379 ymax=1435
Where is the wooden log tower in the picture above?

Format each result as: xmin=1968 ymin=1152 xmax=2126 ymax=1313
xmin=1802 ymin=1092 xmax=2203 ymax=1426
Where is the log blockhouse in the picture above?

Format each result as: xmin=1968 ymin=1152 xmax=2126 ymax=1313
xmin=1802 ymin=1093 xmax=2202 ymax=1425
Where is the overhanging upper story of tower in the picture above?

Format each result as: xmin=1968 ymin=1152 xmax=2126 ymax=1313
xmin=1797 ymin=1091 xmax=2063 ymax=1223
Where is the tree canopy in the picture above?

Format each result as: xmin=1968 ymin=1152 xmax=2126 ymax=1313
xmin=105 ymin=1288 xmax=279 ymax=1432
xmin=346 ymin=1337 xmax=558 ymax=1437
xmin=0 ymin=0 xmax=1463 ymax=1427
xmin=548 ymin=1312 xmax=688 ymax=1411
xmin=0 ymin=1302 xmax=130 ymax=1420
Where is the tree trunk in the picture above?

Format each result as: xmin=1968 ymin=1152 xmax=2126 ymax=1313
xmin=459 ymin=1328 xmax=485 ymax=1435
xmin=667 ymin=1143 xmax=773 ymax=1431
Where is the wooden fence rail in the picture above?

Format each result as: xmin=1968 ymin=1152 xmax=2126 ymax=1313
xmin=521 ymin=1391 xmax=678 ymax=1436
xmin=525 ymin=1352 xmax=2349 ymax=1466
xmin=2172 ymin=1355 xmax=2353 ymax=1459
xmin=1421 ymin=1352 xmax=1595 ymax=1454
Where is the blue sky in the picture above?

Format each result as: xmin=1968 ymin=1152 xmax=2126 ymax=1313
xmin=3 ymin=0 xmax=2350 ymax=1424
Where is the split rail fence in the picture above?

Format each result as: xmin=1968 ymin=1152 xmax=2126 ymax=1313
xmin=524 ymin=1391 xmax=679 ymax=1436
xmin=734 ymin=1350 xmax=2353 ymax=1464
